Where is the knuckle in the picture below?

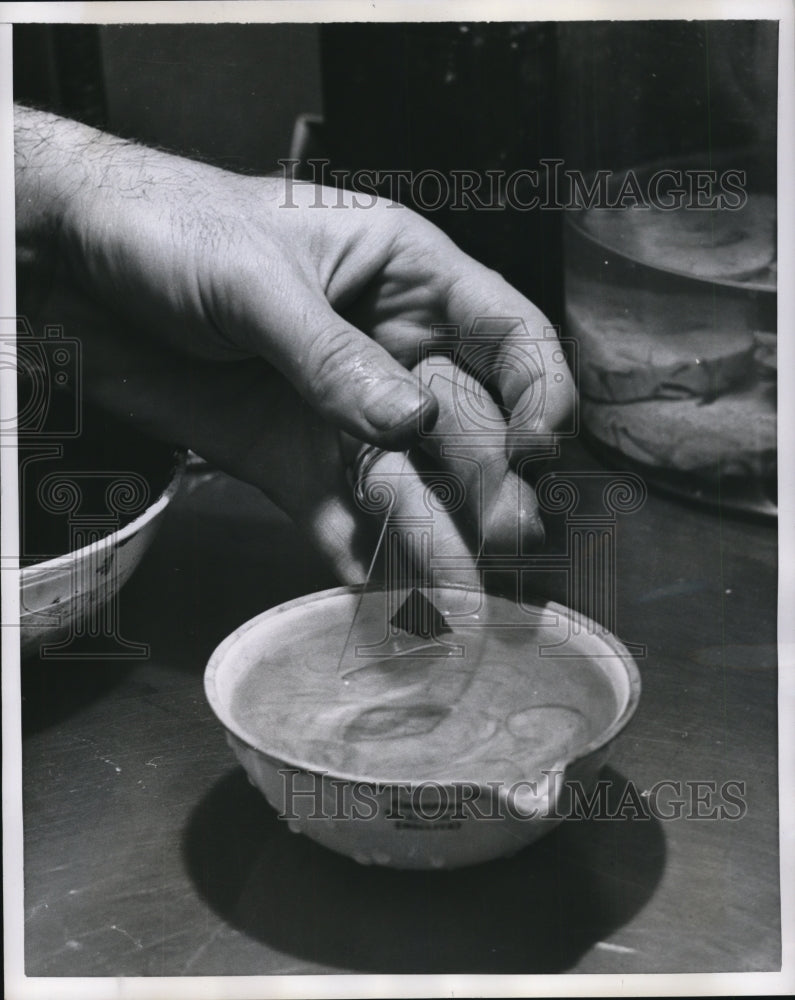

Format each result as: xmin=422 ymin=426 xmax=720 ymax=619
xmin=306 ymin=325 xmax=360 ymax=393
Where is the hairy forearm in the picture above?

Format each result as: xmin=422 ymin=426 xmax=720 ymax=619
xmin=15 ymin=106 xmax=137 ymax=311
xmin=15 ymin=104 xmax=244 ymax=257
xmin=15 ymin=106 xmax=127 ymax=244
xmin=13 ymin=105 xmax=257 ymax=349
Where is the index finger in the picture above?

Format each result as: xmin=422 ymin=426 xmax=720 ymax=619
xmin=442 ymin=256 xmax=577 ymax=465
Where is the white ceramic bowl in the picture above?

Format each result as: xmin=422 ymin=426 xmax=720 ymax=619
xmin=205 ymin=586 xmax=641 ymax=870
xmin=19 ymin=455 xmax=184 ymax=658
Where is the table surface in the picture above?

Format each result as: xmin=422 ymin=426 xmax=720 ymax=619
xmin=21 ymin=441 xmax=780 ymax=976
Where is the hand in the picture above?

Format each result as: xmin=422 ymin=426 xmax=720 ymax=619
xmin=16 ymin=106 xmax=575 ymax=585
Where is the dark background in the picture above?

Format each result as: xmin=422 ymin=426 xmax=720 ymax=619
xmin=13 ymin=20 xmax=781 ymax=977
xmin=14 ymin=20 xmax=778 ymax=326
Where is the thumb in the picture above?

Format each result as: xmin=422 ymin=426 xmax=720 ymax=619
xmin=264 ymin=293 xmax=439 ymax=449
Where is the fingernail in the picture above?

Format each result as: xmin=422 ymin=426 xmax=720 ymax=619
xmin=362 ymin=378 xmax=438 ymax=435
